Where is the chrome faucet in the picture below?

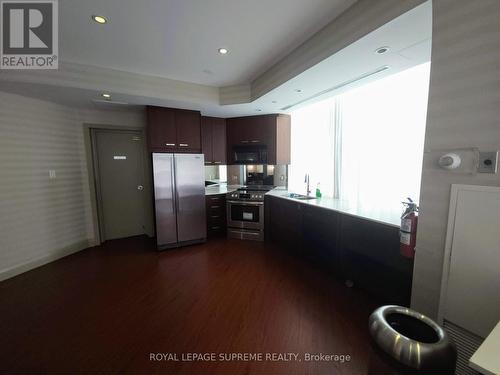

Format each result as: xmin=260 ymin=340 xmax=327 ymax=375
xmin=304 ymin=174 xmax=311 ymax=196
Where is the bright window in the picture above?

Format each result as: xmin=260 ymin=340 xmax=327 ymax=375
xmin=289 ymin=62 xmax=431 ymax=218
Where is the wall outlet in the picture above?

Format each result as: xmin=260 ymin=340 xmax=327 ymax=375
xmin=478 ymin=151 xmax=498 ymax=173
xmin=49 ymin=170 xmax=56 ymax=179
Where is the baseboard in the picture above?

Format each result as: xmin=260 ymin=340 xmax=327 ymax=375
xmin=0 ymin=239 xmax=94 ymax=282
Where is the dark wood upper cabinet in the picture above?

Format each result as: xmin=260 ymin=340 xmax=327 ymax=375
xmin=146 ymin=106 xmax=177 ymax=151
xmin=211 ymin=118 xmax=226 ymax=164
xmin=201 ymin=117 xmax=213 ymax=162
xmin=226 ymin=114 xmax=291 ymax=165
xmin=175 ymin=109 xmax=201 ymax=152
xmin=201 ymin=116 xmax=226 ymax=164
xmin=146 ymin=106 xmax=201 ymax=153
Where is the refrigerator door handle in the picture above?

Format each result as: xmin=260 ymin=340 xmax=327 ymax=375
xmin=171 ymin=156 xmax=177 ymax=215
xmin=152 ymin=153 xmax=178 ymax=248
xmin=173 ymin=155 xmax=182 ymax=216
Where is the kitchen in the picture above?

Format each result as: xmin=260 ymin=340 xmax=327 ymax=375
xmin=0 ymin=1 xmax=499 ymax=374
xmin=144 ymin=100 xmax=412 ymax=302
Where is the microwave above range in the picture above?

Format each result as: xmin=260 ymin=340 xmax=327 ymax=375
xmin=232 ymin=145 xmax=267 ymax=164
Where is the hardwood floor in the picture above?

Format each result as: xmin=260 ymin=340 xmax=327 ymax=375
xmin=0 ymin=236 xmax=395 ymax=374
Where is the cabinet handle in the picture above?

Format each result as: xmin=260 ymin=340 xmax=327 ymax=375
xmin=240 ymin=140 xmax=249 ymax=144
xmin=211 ymin=226 xmax=221 ymax=230
xmin=250 ymin=140 xmax=260 ymax=143
xmin=179 ymin=143 xmax=189 ymax=147
xmin=211 ymin=215 xmax=220 ymax=219
xmin=214 ymin=161 xmax=222 ymax=164
xmin=211 ymin=206 xmax=220 ymax=209
xmin=166 ymin=143 xmax=176 ymax=146
xmin=211 ymin=197 xmax=220 ymax=201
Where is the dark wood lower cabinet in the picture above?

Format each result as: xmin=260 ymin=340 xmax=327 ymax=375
xmin=339 ymin=215 xmax=413 ymax=305
xmin=265 ymin=195 xmax=303 ymax=251
xmin=206 ymin=194 xmax=226 ymax=237
xmin=265 ymin=195 xmax=413 ymax=305
xmin=302 ymin=205 xmax=340 ymax=273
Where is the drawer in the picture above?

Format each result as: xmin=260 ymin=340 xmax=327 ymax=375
xmin=206 ymin=195 xmax=226 ymax=215
xmin=206 ymin=194 xmax=227 ymax=237
xmin=207 ymin=205 xmax=225 ymax=218
xmin=208 ymin=223 xmax=225 ymax=232
xmin=207 ymin=202 xmax=225 ymax=211
xmin=206 ymin=195 xmax=225 ymax=205
xmin=207 ymin=219 xmax=226 ymax=236
xmin=207 ymin=212 xmax=225 ymax=223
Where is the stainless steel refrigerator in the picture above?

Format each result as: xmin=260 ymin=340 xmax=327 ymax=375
xmin=152 ymin=153 xmax=206 ymax=249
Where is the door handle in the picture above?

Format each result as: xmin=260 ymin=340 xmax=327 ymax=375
xmin=179 ymin=143 xmax=189 ymax=147
xmin=137 ymin=185 xmax=144 ymax=191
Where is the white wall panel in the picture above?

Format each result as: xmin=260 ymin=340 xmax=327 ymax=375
xmin=412 ymin=0 xmax=500 ymax=318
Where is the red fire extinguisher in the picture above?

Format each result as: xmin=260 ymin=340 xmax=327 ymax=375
xmin=400 ymin=198 xmax=418 ymax=259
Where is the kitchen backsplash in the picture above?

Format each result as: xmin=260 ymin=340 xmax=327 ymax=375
xmin=227 ymin=165 xmax=288 ymax=187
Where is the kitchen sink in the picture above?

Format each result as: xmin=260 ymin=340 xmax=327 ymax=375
xmin=283 ymin=193 xmax=317 ymax=200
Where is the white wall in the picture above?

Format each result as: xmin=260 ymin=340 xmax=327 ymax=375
xmin=411 ymin=0 xmax=500 ymax=318
xmin=0 ymin=91 xmax=145 ymax=280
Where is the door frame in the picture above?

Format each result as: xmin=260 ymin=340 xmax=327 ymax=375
xmin=83 ymin=123 xmax=154 ymax=245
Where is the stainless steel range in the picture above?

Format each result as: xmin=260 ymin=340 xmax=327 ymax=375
xmin=226 ymin=185 xmax=274 ymax=241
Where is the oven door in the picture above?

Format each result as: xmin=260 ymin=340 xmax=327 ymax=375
xmin=227 ymin=200 xmax=264 ymax=230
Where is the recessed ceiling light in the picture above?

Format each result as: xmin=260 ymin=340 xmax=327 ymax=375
xmin=92 ymin=15 xmax=108 ymax=24
xmin=101 ymin=93 xmax=111 ymax=99
xmin=294 ymin=89 xmax=302 ymax=93
xmin=218 ymin=48 xmax=228 ymax=55
xmin=256 ymin=109 xmax=262 ymax=112
xmin=375 ymin=46 xmax=390 ymax=54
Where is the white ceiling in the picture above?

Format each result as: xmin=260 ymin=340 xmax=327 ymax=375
xmin=0 ymin=1 xmax=432 ymax=117
xmin=60 ymin=0 xmax=356 ymax=86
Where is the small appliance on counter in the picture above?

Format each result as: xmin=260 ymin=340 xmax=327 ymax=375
xmin=226 ymin=185 xmax=274 ymax=241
